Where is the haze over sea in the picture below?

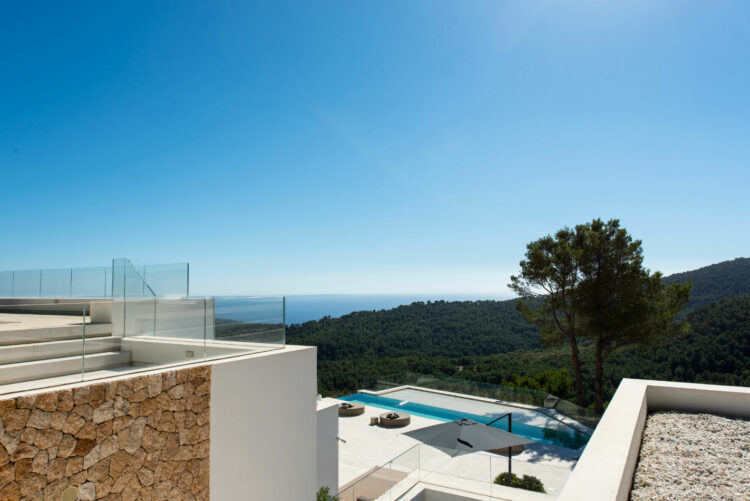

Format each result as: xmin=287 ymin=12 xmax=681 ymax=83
xmin=283 ymin=293 xmax=512 ymax=324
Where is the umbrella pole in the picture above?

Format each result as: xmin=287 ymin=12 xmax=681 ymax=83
xmin=507 ymin=447 xmax=511 ymax=486
xmin=507 ymin=415 xmax=512 ymax=486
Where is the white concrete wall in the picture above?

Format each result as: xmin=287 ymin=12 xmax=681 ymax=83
xmin=646 ymin=380 xmax=750 ymax=416
xmin=89 ymin=301 xmax=112 ymax=323
xmin=558 ymin=379 xmax=750 ymax=501
xmin=316 ymin=398 xmax=339 ymax=492
xmin=120 ymin=337 xmax=250 ymax=366
xmin=210 ymin=345 xmax=318 ymax=501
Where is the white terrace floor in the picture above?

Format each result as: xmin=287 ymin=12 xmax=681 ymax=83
xmin=337 ymin=398 xmax=579 ymax=498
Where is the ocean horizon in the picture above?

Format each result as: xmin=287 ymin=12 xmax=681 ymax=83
xmin=282 ymin=293 xmax=512 ymax=324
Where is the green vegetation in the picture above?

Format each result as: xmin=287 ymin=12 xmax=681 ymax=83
xmin=287 ymin=299 xmax=540 ymax=360
xmin=289 ymin=258 xmax=750 ymax=409
xmin=494 ymin=472 xmax=546 ymax=493
xmin=510 ymin=219 xmax=691 ymax=411
xmin=663 ymin=257 xmax=750 ymax=308
xmin=316 ymin=486 xmax=336 ymax=501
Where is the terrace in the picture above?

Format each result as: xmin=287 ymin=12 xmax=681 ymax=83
xmin=0 ymin=259 xmax=325 ymax=500
xmin=334 ymin=377 xmax=750 ymax=501
xmin=335 ymin=375 xmax=595 ymax=500
xmin=0 ymin=259 xmax=285 ymax=395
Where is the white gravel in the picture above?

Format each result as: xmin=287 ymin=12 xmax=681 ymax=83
xmin=630 ymin=411 xmax=750 ymax=501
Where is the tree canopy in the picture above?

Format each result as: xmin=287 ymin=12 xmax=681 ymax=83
xmin=574 ymin=219 xmax=690 ymax=411
xmin=509 ymin=225 xmax=586 ymax=405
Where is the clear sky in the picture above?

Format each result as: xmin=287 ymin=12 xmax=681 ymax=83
xmin=1 ymin=1 xmax=748 ymax=295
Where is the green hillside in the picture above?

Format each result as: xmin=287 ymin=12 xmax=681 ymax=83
xmin=290 ymin=257 xmax=750 ymax=406
xmin=286 ymin=299 xmax=540 ymax=359
xmin=663 ymin=257 xmax=750 ymax=308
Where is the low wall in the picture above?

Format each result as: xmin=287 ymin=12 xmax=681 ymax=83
xmin=121 ymin=338 xmax=248 ymax=367
xmin=557 ymin=379 xmax=750 ymax=501
xmin=0 ymin=344 xmax=320 ymax=501
xmin=0 ymin=365 xmax=210 ymax=500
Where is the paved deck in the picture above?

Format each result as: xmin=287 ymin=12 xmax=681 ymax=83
xmin=337 ymin=400 xmax=577 ymax=497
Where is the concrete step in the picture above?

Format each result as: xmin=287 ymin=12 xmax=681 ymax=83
xmin=0 ymin=351 xmax=132 ymax=385
xmin=0 ymin=323 xmax=112 ymax=346
xmin=0 ymin=338 xmax=122 ymax=365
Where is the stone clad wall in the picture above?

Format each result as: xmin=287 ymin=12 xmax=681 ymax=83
xmin=0 ymin=365 xmax=211 ymax=501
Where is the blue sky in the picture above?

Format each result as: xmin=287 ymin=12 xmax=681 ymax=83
xmin=1 ymin=1 xmax=748 ymax=295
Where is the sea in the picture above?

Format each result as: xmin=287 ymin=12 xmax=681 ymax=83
xmin=283 ymin=293 xmax=510 ymax=324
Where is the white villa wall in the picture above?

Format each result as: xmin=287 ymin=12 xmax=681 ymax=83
xmin=558 ymin=379 xmax=750 ymax=501
xmin=120 ymin=337 xmax=252 ymax=365
xmin=210 ymin=345 xmax=318 ymax=501
xmin=317 ymin=398 xmax=339 ymax=492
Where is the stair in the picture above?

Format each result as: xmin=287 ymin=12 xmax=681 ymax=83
xmin=0 ymin=323 xmax=113 ymax=346
xmin=0 ymin=351 xmax=133 ymax=385
xmin=0 ymin=337 xmax=120 ymax=365
xmin=0 ymin=322 xmax=135 ymax=390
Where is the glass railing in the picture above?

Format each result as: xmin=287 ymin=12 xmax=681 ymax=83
xmin=212 ymin=296 xmax=285 ymax=345
xmin=132 ymin=262 xmax=189 ymax=298
xmin=0 ymin=267 xmax=110 ymax=298
xmin=112 ymin=258 xmax=157 ymax=341
xmin=0 ymin=260 xmax=187 ymax=299
xmin=0 ymin=293 xmax=286 ymax=395
xmin=366 ymin=372 xmax=600 ymax=431
xmin=337 ymin=445 xmax=421 ymax=501
xmin=337 ymin=443 xmax=573 ymax=500
xmin=419 ymin=445 xmax=574 ymax=498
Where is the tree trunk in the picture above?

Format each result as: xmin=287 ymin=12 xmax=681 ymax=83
xmin=594 ymin=341 xmax=604 ymax=414
xmin=568 ymin=335 xmax=584 ymax=407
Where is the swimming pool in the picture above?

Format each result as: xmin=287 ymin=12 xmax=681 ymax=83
xmin=340 ymin=392 xmax=589 ymax=450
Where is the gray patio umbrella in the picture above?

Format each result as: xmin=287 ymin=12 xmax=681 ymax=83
xmin=404 ymin=417 xmax=534 ymax=486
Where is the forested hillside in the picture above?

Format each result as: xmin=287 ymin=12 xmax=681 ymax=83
xmin=290 ymin=258 xmax=750 ymax=407
xmin=663 ymin=257 xmax=750 ymax=308
xmin=287 ymin=299 xmax=540 ymax=359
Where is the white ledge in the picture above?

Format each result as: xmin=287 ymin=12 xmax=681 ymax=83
xmin=557 ymin=379 xmax=750 ymax=501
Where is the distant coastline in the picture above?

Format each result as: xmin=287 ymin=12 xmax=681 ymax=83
xmin=283 ymin=293 xmax=511 ymax=324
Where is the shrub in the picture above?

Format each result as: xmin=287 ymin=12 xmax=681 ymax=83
xmin=493 ymin=472 xmax=546 ymax=493
xmin=494 ymin=472 xmax=517 ymax=487
xmin=317 ymin=486 xmax=337 ymax=501
xmin=519 ymin=474 xmax=546 ymax=493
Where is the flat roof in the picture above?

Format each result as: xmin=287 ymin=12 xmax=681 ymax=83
xmin=631 ymin=410 xmax=750 ymax=500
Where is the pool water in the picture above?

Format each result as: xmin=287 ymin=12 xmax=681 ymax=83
xmin=340 ymin=392 xmax=589 ymax=450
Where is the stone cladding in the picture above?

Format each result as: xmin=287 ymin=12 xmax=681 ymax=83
xmin=0 ymin=365 xmax=211 ymax=500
